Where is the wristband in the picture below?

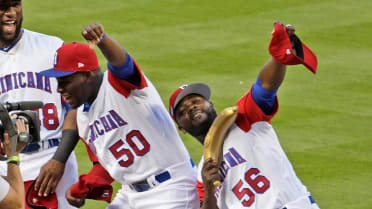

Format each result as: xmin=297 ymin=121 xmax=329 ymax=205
xmin=98 ymin=32 xmax=106 ymax=44
xmin=52 ymin=129 xmax=79 ymax=163
xmin=8 ymin=155 xmax=20 ymax=165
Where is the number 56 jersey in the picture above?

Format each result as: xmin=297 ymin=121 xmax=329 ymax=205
xmin=197 ymin=89 xmax=320 ymax=209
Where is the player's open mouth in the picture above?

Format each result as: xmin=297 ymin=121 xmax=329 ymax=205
xmin=2 ymin=20 xmax=16 ymax=34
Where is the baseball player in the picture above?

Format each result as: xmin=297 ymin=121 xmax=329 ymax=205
xmin=168 ymin=22 xmax=321 ymax=209
xmin=0 ymin=0 xmax=79 ymax=208
xmin=40 ymin=22 xmax=199 ymax=209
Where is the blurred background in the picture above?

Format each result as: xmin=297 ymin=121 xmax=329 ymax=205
xmin=23 ymin=0 xmax=372 ymax=208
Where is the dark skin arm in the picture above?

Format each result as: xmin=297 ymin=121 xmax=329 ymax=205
xmin=258 ymin=24 xmax=295 ymax=91
xmin=82 ymin=22 xmax=127 ymax=68
xmin=34 ymin=109 xmax=78 ymax=197
xmin=201 ymin=158 xmax=220 ymax=209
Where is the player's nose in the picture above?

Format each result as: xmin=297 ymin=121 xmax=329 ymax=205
xmin=3 ymin=5 xmax=17 ymax=16
xmin=187 ymin=104 xmax=197 ymax=114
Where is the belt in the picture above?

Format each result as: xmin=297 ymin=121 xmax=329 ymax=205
xmin=283 ymin=196 xmax=316 ymax=209
xmin=21 ymin=138 xmax=60 ymax=153
xmin=130 ymin=170 xmax=171 ymax=192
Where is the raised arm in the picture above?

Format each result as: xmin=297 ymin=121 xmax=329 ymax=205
xmin=251 ymin=23 xmax=300 ymax=115
xmin=257 ymin=58 xmax=286 ymax=91
xmin=82 ymin=22 xmax=127 ymax=68
xmin=257 ymin=24 xmax=295 ymax=91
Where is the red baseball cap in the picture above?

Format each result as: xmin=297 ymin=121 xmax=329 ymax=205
xmin=26 ymin=180 xmax=58 ymax=209
xmin=269 ymin=23 xmax=318 ymax=73
xmin=70 ymin=174 xmax=113 ymax=203
xmin=40 ymin=42 xmax=99 ymax=78
xmin=169 ymin=83 xmax=211 ymax=121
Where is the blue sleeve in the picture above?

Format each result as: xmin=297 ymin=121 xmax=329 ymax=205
xmin=63 ymin=101 xmax=77 ymax=116
xmin=251 ymin=77 xmax=277 ymax=115
xmin=107 ymin=53 xmax=140 ymax=86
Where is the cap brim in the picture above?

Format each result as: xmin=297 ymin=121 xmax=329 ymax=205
xmin=301 ymin=43 xmax=318 ymax=74
xmin=40 ymin=68 xmax=76 ymax=78
xmin=26 ymin=180 xmax=58 ymax=209
xmin=174 ymin=83 xmax=211 ymax=110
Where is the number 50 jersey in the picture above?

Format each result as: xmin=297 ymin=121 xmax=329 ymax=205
xmin=77 ymin=64 xmax=194 ymax=186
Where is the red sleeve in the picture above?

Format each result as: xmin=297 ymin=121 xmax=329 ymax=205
xmin=80 ymin=138 xmax=99 ymax=162
xmin=108 ymin=58 xmax=148 ymax=98
xmin=86 ymin=163 xmax=115 ymax=183
xmin=235 ymin=87 xmax=278 ymax=132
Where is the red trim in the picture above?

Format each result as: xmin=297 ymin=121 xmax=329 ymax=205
xmin=108 ymin=58 xmax=148 ymax=98
xmin=235 ymin=88 xmax=278 ymax=132
xmin=80 ymin=138 xmax=99 ymax=162
xmin=87 ymin=163 xmax=114 ymax=183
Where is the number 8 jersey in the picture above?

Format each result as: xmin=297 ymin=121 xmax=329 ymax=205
xmin=0 ymin=29 xmax=70 ymax=180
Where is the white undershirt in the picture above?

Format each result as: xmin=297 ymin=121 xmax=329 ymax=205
xmin=0 ymin=177 xmax=10 ymax=202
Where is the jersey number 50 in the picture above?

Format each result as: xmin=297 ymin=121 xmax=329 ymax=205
xmin=232 ymin=168 xmax=270 ymax=207
xmin=109 ymin=130 xmax=150 ymax=167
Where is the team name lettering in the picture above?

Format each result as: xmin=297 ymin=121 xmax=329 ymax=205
xmin=0 ymin=72 xmax=52 ymax=94
xmin=88 ymin=110 xmax=128 ymax=144
xmin=214 ymin=147 xmax=246 ymax=198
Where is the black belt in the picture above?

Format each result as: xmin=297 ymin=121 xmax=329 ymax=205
xmin=130 ymin=170 xmax=171 ymax=192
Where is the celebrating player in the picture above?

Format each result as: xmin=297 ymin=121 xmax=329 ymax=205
xmin=40 ymin=22 xmax=199 ymax=209
xmin=0 ymin=0 xmax=79 ymax=208
xmin=168 ymin=22 xmax=321 ymax=209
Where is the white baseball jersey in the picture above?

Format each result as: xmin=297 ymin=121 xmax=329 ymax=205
xmin=77 ymin=64 xmax=198 ymax=208
xmin=0 ymin=29 xmax=78 ymax=209
xmin=197 ymin=89 xmax=320 ymax=209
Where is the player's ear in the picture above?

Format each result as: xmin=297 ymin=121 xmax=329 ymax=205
xmin=80 ymin=71 xmax=91 ymax=79
xmin=82 ymin=70 xmax=97 ymax=81
xmin=208 ymin=100 xmax=216 ymax=109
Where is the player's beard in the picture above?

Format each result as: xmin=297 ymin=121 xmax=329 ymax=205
xmin=186 ymin=106 xmax=217 ymax=144
xmin=0 ymin=15 xmax=23 ymax=46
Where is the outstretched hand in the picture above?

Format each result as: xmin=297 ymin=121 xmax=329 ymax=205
xmin=34 ymin=159 xmax=65 ymax=197
xmin=274 ymin=20 xmax=295 ymax=36
xmin=82 ymin=22 xmax=105 ymax=49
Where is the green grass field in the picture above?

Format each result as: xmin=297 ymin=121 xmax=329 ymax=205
xmin=22 ymin=0 xmax=372 ymax=208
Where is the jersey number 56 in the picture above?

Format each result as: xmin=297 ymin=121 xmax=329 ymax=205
xmin=232 ymin=168 xmax=270 ymax=207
